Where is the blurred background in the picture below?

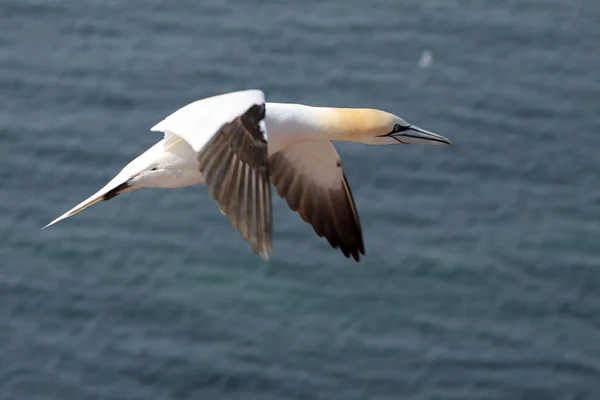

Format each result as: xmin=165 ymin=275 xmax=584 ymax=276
xmin=1 ymin=0 xmax=599 ymax=399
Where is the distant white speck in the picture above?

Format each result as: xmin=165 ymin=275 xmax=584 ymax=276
xmin=419 ymin=49 xmax=433 ymax=68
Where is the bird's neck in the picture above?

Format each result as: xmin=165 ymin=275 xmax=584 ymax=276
xmin=265 ymin=103 xmax=332 ymax=144
xmin=265 ymin=103 xmax=383 ymax=150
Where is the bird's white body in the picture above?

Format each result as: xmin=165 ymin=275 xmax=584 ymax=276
xmin=45 ymin=90 xmax=452 ymax=260
xmin=110 ymin=104 xmax=328 ymax=193
xmin=127 ymin=103 xmax=337 ymax=189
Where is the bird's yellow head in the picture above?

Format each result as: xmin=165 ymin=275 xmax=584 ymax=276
xmin=323 ymin=108 xmax=452 ymax=146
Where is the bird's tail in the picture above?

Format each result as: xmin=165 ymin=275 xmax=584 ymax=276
xmin=42 ymin=179 xmax=132 ymax=230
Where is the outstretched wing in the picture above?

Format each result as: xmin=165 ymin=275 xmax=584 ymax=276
xmin=152 ymin=90 xmax=272 ymax=259
xmin=269 ymin=141 xmax=364 ymax=261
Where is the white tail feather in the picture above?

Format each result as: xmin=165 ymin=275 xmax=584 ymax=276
xmin=42 ymin=178 xmax=131 ymax=230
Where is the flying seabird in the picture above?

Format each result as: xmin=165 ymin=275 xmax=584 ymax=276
xmin=44 ymin=90 xmax=451 ymax=261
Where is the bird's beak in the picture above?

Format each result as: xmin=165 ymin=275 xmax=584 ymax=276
xmin=395 ymin=125 xmax=452 ymax=145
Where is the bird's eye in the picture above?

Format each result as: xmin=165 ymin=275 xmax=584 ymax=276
xmin=381 ymin=123 xmax=408 ymax=137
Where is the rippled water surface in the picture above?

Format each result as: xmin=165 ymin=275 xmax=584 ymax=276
xmin=1 ymin=1 xmax=600 ymax=399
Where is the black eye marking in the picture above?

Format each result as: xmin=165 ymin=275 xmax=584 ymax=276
xmin=150 ymin=167 xmax=158 ymax=171
xmin=379 ymin=124 xmax=411 ymax=137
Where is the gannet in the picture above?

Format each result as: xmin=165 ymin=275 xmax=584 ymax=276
xmin=44 ymin=90 xmax=451 ymax=261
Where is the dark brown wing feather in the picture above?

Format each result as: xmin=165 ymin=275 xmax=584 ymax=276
xmin=269 ymin=141 xmax=364 ymax=261
xmin=197 ymin=104 xmax=272 ymax=260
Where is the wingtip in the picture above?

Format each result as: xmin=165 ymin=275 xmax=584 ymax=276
xmin=259 ymin=247 xmax=271 ymax=261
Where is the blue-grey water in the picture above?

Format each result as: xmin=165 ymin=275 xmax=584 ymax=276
xmin=2 ymin=1 xmax=600 ymax=399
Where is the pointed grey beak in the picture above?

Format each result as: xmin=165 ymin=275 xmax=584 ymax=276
xmin=396 ymin=125 xmax=452 ymax=145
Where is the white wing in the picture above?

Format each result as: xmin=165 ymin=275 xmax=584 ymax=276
xmin=152 ymin=89 xmax=272 ymax=259
xmin=151 ymin=89 xmax=266 ymax=152
xmin=269 ymin=141 xmax=364 ymax=261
